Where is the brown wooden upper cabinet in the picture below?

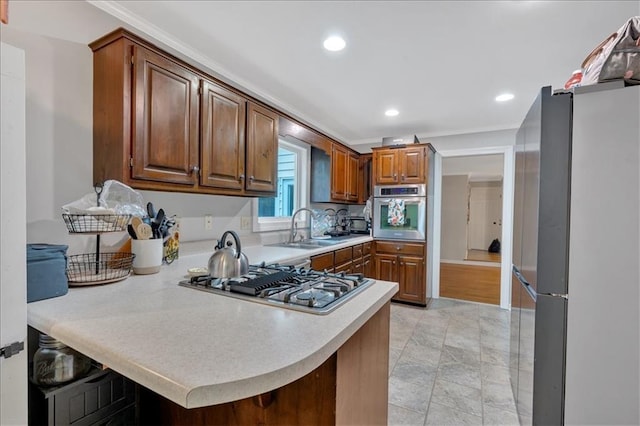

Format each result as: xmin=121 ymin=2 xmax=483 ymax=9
xmin=358 ymin=154 xmax=372 ymax=204
xmin=200 ymin=79 xmax=246 ymax=191
xmin=90 ymin=28 xmax=277 ymax=197
xmin=132 ymin=45 xmax=200 ymax=186
xmin=330 ymin=144 xmax=359 ymax=203
xmin=245 ymin=102 xmax=278 ymax=193
xmin=372 ymin=145 xmax=427 ymax=185
xmin=311 ymin=142 xmax=360 ymax=204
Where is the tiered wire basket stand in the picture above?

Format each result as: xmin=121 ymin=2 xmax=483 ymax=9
xmin=61 ymin=184 xmax=134 ymax=286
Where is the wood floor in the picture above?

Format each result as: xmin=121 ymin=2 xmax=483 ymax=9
xmin=465 ymin=249 xmax=501 ymax=263
xmin=439 ymin=259 xmax=501 ymax=305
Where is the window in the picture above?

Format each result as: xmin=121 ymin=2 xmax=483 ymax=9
xmin=252 ymin=138 xmax=309 ymax=231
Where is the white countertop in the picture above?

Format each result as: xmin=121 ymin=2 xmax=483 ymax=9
xmin=27 ymin=235 xmax=397 ymax=408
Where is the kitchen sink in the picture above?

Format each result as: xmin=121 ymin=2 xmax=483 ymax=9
xmin=266 ymin=239 xmax=343 ymax=250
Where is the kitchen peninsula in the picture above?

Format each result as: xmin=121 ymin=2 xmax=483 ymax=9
xmin=27 ymin=236 xmax=397 ymax=424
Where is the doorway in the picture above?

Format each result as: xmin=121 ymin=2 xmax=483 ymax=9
xmin=439 ymin=155 xmax=503 ymax=305
xmin=467 ymin=180 xmax=502 ymax=262
xmin=431 ymin=147 xmax=514 ymax=309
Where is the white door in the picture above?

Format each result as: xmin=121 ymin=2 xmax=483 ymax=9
xmin=467 ymin=183 xmax=502 ymax=250
xmin=0 ymin=42 xmax=28 ymax=425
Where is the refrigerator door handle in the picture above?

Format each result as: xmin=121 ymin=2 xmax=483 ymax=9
xmin=548 ymin=293 xmax=568 ymax=299
xmin=513 ymin=265 xmax=530 ymax=286
xmin=523 ymin=280 xmax=537 ymax=301
xmin=514 ymin=265 xmax=537 ymax=301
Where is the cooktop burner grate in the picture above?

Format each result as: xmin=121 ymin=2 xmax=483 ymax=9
xmin=178 ymin=263 xmax=374 ymax=314
xmin=229 ymin=270 xmax=297 ymax=296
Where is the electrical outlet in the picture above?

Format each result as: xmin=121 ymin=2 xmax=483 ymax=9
xmin=204 ymin=215 xmax=213 ymax=230
xmin=240 ymin=216 xmax=251 ymax=230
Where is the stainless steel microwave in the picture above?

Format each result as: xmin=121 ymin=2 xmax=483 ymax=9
xmin=372 ymin=184 xmax=426 ymax=241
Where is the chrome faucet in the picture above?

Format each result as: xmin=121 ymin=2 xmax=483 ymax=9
xmin=289 ymin=208 xmax=318 ymax=243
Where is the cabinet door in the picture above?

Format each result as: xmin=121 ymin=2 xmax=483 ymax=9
xmin=374 ymin=150 xmax=398 ymax=185
xmin=200 ymin=80 xmax=246 ymax=190
xmin=245 ymin=102 xmax=278 ymax=193
xmin=375 ymin=254 xmax=397 ymax=282
xmin=397 ymin=255 xmax=426 ymax=304
xmin=331 ymin=145 xmax=348 ymax=200
xmin=311 ymin=252 xmax=334 ymax=272
xmin=347 ymin=152 xmax=359 ymax=202
xmin=362 ymin=254 xmax=372 ymax=278
xmin=131 ymin=45 xmax=199 ymax=185
xmin=358 ymin=154 xmax=372 ymax=203
xmin=399 ymin=146 xmax=425 ymax=184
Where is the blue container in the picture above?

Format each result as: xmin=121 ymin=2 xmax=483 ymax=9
xmin=27 ymin=244 xmax=69 ymax=303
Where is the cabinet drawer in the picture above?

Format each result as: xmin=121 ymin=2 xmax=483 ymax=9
xmin=352 ymin=244 xmax=363 ymax=259
xmin=362 ymin=242 xmax=372 ymax=255
xmin=29 ymin=368 xmax=136 ymax=426
xmin=335 ymin=261 xmax=352 ymax=274
xmin=334 ymin=247 xmax=353 ymax=265
xmin=311 ymin=252 xmax=334 ymax=272
xmin=375 ymin=241 xmax=424 ymax=256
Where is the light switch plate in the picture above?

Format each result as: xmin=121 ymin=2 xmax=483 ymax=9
xmin=204 ymin=215 xmax=213 ymax=230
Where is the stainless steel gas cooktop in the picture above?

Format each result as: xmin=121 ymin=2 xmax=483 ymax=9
xmin=178 ymin=263 xmax=374 ymax=315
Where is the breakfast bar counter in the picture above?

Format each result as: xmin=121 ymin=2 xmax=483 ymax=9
xmin=27 ymin=237 xmax=396 ymax=424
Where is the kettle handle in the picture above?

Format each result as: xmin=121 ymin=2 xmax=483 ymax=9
xmin=219 ymin=230 xmax=242 ymax=259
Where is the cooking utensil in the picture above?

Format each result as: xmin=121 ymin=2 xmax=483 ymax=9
xmin=147 ymin=202 xmax=156 ymax=220
xmin=136 ymin=223 xmax=153 ymax=240
xmin=208 ymin=230 xmax=249 ymax=279
xmin=150 ymin=221 xmax=160 ymax=239
xmin=154 ymin=209 xmax=165 ymax=234
xmin=131 ymin=216 xmax=143 ymax=230
xmin=127 ymin=224 xmax=138 ymax=239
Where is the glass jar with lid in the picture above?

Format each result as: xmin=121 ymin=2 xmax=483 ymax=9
xmin=33 ymin=334 xmax=91 ymax=386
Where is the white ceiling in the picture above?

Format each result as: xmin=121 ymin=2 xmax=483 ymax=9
xmin=6 ymin=1 xmax=640 ymax=149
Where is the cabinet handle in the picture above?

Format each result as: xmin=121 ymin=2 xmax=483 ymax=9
xmin=401 ymin=174 xmax=405 ymax=181
xmin=250 ymin=176 xmax=254 ymax=181
xmin=393 ymin=173 xmax=397 ymax=179
xmin=396 ymin=246 xmax=401 ymax=251
xmin=239 ymin=174 xmax=245 ymax=181
xmin=190 ymin=166 xmax=200 ymax=175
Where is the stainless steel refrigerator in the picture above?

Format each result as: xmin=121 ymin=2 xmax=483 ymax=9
xmin=510 ymin=82 xmax=639 ymax=425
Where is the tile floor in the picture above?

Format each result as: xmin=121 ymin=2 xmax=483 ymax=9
xmin=388 ymin=298 xmax=520 ymax=426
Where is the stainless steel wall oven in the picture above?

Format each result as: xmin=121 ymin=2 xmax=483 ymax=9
xmin=372 ymin=184 xmax=426 ymax=241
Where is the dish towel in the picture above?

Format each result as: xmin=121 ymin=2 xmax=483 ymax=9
xmin=387 ymin=199 xmax=405 ymax=226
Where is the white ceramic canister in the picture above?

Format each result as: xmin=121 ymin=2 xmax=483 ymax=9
xmin=131 ymin=238 xmax=163 ymax=274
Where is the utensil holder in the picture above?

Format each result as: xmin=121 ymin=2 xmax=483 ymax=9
xmin=131 ymin=239 xmax=163 ymax=275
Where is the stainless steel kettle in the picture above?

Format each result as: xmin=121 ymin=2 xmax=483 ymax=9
xmin=208 ymin=230 xmax=249 ymax=278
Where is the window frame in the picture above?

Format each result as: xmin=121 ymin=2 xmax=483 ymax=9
xmin=252 ymin=137 xmax=310 ymax=232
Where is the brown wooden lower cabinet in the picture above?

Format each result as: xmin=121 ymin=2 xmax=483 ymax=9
xmin=139 ymin=302 xmax=390 ymax=425
xmin=310 ymin=241 xmax=372 ymax=277
xmin=374 ymin=241 xmax=427 ymax=306
xmin=310 ymin=251 xmax=334 ymax=272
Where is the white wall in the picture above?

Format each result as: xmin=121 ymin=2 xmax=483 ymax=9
xmin=0 ymin=27 xmax=93 ymax=222
xmin=355 ymin=128 xmax=516 ymax=154
xmin=428 ymin=129 xmax=516 ymax=150
xmin=440 ymin=175 xmax=468 ymax=260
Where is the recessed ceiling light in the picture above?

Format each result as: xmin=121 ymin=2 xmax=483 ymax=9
xmin=385 ymin=109 xmax=399 ymax=117
xmin=323 ymin=36 xmax=346 ymax=52
xmin=495 ymin=93 xmax=515 ymax=102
